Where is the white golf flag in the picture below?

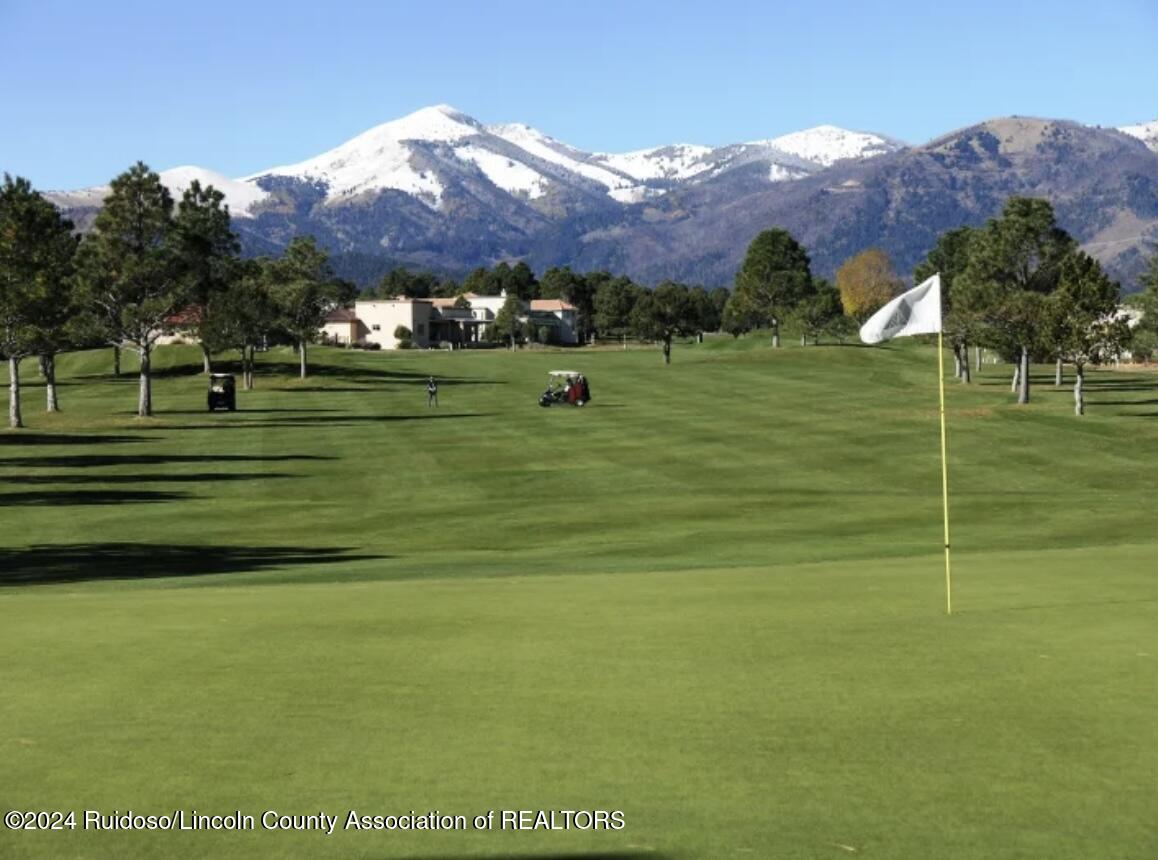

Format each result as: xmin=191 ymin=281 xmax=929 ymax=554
xmin=859 ymin=274 xmax=942 ymax=344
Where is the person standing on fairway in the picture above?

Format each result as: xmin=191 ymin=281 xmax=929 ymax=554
xmin=427 ymin=376 xmax=439 ymax=407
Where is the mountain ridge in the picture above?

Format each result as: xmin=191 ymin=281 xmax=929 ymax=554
xmin=45 ymin=107 xmax=1158 ymax=291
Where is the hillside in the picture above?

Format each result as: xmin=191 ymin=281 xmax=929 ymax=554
xmin=566 ymin=118 xmax=1158 ymax=288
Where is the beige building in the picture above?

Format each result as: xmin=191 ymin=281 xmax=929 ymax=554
xmin=322 ymin=292 xmax=579 ymax=349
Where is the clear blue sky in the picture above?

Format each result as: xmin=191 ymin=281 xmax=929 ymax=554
xmin=2 ymin=0 xmax=1155 ymax=189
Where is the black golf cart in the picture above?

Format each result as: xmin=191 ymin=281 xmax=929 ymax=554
xmin=207 ymin=373 xmax=236 ymax=411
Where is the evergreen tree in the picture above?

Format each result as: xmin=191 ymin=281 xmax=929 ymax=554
xmin=171 ymin=179 xmax=240 ymax=374
xmin=915 ymin=226 xmax=978 ymax=381
xmin=1044 ymin=251 xmax=1130 ymax=415
xmin=795 ymin=279 xmax=844 ymax=345
xmin=592 ymin=275 xmax=641 ymax=345
xmin=688 ymin=286 xmax=719 ymax=341
xmin=200 ymin=258 xmax=277 ymax=390
xmin=630 ymin=281 xmax=695 ymax=364
xmin=955 ymin=197 xmax=1075 ymax=404
xmin=720 ymin=292 xmax=755 ymax=338
xmin=268 ymin=236 xmax=353 ymax=379
xmin=1131 ymin=251 xmax=1158 ymax=360
xmin=487 ymin=292 xmax=524 ymax=349
xmin=733 ymin=229 xmax=814 ymax=347
xmin=376 ymin=267 xmax=439 ymax=299
xmin=74 ymin=162 xmax=185 ymax=417
xmin=0 ymin=175 xmax=78 ymax=426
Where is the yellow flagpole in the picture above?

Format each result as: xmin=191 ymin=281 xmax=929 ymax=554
xmin=937 ymin=330 xmax=953 ymax=615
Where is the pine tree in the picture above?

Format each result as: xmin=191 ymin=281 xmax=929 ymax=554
xmin=630 ymin=281 xmax=695 ymax=364
xmin=1044 ymin=252 xmax=1130 ymax=415
xmin=955 ymin=197 xmax=1075 ymax=405
xmin=74 ymin=162 xmax=185 ymax=417
xmin=171 ymin=180 xmax=241 ymax=374
xmin=0 ymin=175 xmax=78 ymax=427
xmin=268 ymin=237 xmax=352 ymax=378
xmin=733 ymin=229 xmax=814 ymax=347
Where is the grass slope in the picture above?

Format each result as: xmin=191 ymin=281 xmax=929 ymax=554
xmin=2 ymin=338 xmax=1157 ymax=859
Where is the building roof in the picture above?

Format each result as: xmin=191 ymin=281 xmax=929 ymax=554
xmin=164 ymin=305 xmax=204 ymax=326
xmin=529 ymin=299 xmax=577 ymax=312
xmin=325 ymin=308 xmax=358 ymax=322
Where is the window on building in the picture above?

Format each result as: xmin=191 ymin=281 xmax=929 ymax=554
xmin=371 ymin=324 xmax=380 ymax=331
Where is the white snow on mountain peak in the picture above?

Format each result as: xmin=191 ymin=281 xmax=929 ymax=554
xmin=51 ymin=106 xmax=910 ymax=217
xmin=756 ymin=124 xmax=900 ymax=167
xmin=1118 ymin=120 xmax=1158 ymax=152
xmin=592 ymin=144 xmax=715 ymax=182
xmin=485 ymin=121 xmax=636 ymax=192
xmin=453 ymin=144 xmax=549 ymax=200
xmin=159 ymin=166 xmax=269 ymax=217
xmin=249 ymin=104 xmax=486 ymax=208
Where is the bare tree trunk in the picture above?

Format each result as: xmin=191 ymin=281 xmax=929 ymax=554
xmin=201 ymin=343 xmax=213 ymax=375
xmin=8 ymin=355 xmax=23 ymax=428
xmin=771 ymin=318 xmax=780 ymax=348
xmin=1011 ymin=362 xmax=1019 ymax=393
xmin=622 ymin=333 xmax=626 ymax=351
xmin=953 ymin=346 xmax=962 ymax=378
xmin=113 ymin=345 xmax=121 ymax=377
xmin=960 ymin=346 xmax=971 ymax=384
xmin=800 ymin=332 xmax=806 ymax=347
xmin=1074 ymin=365 xmax=1084 ymax=415
xmin=1017 ymin=346 xmax=1030 ymax=405
xmin=975 ymin=345 xmax=982 ymax=372
xmin=43 ymin=353 xmax=59 ymax=412
xmin=1055 ymin=358 xmax=1063 ymax=387
xmin=239 ymin=348 xmax=248 ymax=390
xmin=137 ymin=346 xmax=152 ymax=416
xmin=37 ymin=354 xmax=46 ymax=377
xmin=299 ymin=340 xmax=308 ymax=379
xmin=662 ymin=338 xmax=672 ymax=364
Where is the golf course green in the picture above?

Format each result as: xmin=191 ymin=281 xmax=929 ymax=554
xmin=2 ymin=336 xmax=1156 ymax=859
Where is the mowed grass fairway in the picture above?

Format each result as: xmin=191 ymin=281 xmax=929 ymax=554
xmin=2 ymin=338 xmax=1157 ymax=859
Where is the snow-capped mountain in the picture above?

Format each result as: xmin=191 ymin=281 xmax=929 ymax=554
xmin=48 ymin=108 xmax=1157 ymax=292
xmin=243 ymin=105 xmax=899 ymax=211
xmin=760 ymin=124 xmax=905 ymax=166
xmin=49 ymin=105 xmax=903 ymax=219
xmin=1118 ymin=120 xmax=1158 ymax=152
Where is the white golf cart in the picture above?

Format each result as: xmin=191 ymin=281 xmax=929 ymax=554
xmin=539 ymin=370 xmax=590 ymax=407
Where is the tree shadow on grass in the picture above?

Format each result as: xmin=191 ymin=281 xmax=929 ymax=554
xmin=1083 ymin=398 xmax=1158 ymax=407
xmin=0 ymin=489 xmax=190 ymax=506
xmin=154 ymin=413 xmax=499 ymax=430
xmin=0 ymin=543 xmax=387 ymax=586
xmin=237 ymin=360 xmax=505 ymax=387
xmin=2 ymin=472 xmax=297 ymax=485
xmin=0 ymin=433 xmax=147 ymax=446
xmin=0 ymin=453 xmax=333 ymax=468
xmin=157 ymin=407 xmax=345 ymax=415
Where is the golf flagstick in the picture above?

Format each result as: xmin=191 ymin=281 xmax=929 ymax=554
xmin=937 ymin=330 xmax=952 ymax=615
xmin=858 ymin=273 xmax=951 ymax=614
